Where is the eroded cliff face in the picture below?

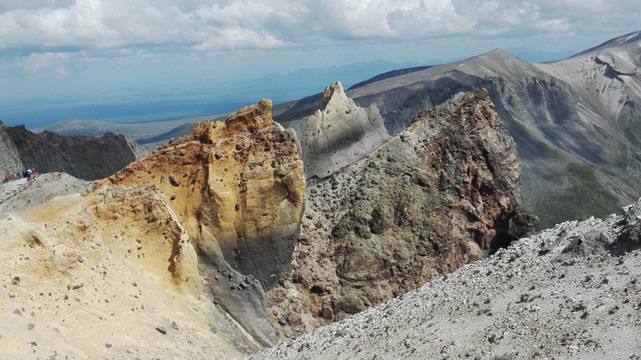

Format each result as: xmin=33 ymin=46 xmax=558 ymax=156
xmin=100 ymin=99 xmax=306 ymax=347
xmin=267 ymin=89 xmax=537 ymax=340
xmin=0 ymin=91 xmax=534 ymax=356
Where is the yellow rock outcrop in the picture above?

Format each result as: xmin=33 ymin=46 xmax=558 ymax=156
xmin=102 ymin=99 xmax=306 ymax=289
xmin=0 ymin=185 xmax=254 ymax=358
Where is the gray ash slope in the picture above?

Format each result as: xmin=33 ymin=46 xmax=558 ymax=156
xmin=274 ymin=30 xmax=641 ymax=228
xmin=250 ymin=201 xmax=641 ymax=360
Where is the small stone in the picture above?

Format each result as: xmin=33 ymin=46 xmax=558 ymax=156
xmin=236 ymin=143 xmax=245 ymax=150
xmin=72 ymin=283 xmax=84 ymax=290
xmin=210 ymin=327 xmax=218 ymax=334
xmin=13 ymin=309 xmax=22 ymax=316
xmin=76 ymin=256 xmax=85 ymax=263
xmin=235 ymin=203 xmax=242 ymax=211
xmin=27 ymin=323 xmax=34 ymax=330
xmin=214 ymin=152 xmax=223 ymax=159
xmin=105 ymin=343 xmax=112 ymax=348
xmin=169 ymin=175 xmax=180 ymax=187
xmin=156 ymin=326 xmax=167 ymax=334
xmin=170 ymin=195 xmax=177 ymax=201
xmin=171 ymin=321 xmax=179 ymax=330
xmin=580 ymin=311 xmax=589 ymax=319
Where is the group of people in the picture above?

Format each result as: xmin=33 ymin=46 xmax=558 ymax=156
xmin=3 ymin=169 xmax=37 ymax=183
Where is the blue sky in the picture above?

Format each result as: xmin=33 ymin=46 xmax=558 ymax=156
xmin=1 ymin=0 xmax=640 ymax=128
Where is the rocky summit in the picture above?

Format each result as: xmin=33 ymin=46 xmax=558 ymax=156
xmin=266 ymin=89 xmax=537 ymax=340
xmin=0 ymin=89 xmax=539 ymax=358
xmin=0 ymin=99 xmax=307 ymax=357
xmin=301 ymin=81 xmax=390 ymax=179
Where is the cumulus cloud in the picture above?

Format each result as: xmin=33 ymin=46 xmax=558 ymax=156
xmin=0 ymin=0 xmax=575 ymax=50
xmin=0 ymin=0 xmax=638 ymax=73
xmin=18 ymin=52 xmax=73 ymax=75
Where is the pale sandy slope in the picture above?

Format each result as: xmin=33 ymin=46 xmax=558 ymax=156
xmin=0 ymin=176 xmax=257 ymax=359
xmin=249 ymin=207 xmax=641 ymax=360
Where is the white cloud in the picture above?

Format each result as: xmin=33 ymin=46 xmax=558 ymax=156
xmin=0 ymin=0 xmax=638 ymax=73
xmin=193 ymin=28 xmax=287 ymax=51
xmin=18 ymin=52 xmax=72 ymax=75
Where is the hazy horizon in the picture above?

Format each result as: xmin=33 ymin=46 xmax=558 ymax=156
xmin=1 ymin=1 xmax=640 ymax=129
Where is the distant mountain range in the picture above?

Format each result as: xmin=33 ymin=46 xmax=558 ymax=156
xmin=274 ymin=30 xmax=641 ymax=228
xmin=34 ymin=31 xmax=641 ymax=228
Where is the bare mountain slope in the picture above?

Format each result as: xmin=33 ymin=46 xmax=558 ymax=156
xmin=274 ymin=31 xmax=641 ymax=227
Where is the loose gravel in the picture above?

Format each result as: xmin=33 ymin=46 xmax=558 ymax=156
xmin=249 ymin=207 xmax=641 ymax=360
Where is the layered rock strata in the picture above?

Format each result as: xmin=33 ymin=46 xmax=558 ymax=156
xmin=267 ymin=90 xmax=537 ymax=340
xmin=101 ymin=99 xmax=306 ymax=347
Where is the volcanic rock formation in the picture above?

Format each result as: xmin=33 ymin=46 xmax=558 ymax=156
xmin=101 ymin=99 xmax=306 ymax=347
xmin=0 ymin=91 xmax=539 ymax=358
xmin=300 ymin=81 xmax=390 ymax=178
xmin=0 ymin=121 xmax=150 ymax=180
xmin=267 ymin=90 xmax=537 ymax=340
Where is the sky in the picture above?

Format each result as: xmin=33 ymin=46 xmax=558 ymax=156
xmin=1 ymin=0 xmax=640 ymax=128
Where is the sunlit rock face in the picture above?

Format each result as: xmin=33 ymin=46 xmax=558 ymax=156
xmin=101 ymin=99 xmax=306 ymax=347
xmin=301 ymin=81 xmax=390 ymax=179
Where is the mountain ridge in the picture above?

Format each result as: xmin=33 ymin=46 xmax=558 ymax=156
xmin=275 ymin=30 xmax=641 ymax=227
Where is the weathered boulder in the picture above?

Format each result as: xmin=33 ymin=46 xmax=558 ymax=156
xmin=100 ymin=99 xmax=306 ymax=347
xmin=301 ymin=81 xmax=390 ymax=178
xmin=268 ymin=90 xmax=538 ymax=340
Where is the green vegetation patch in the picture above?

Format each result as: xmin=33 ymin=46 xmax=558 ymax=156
xmin=535 ymin=162 xmax=619 ymax=227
